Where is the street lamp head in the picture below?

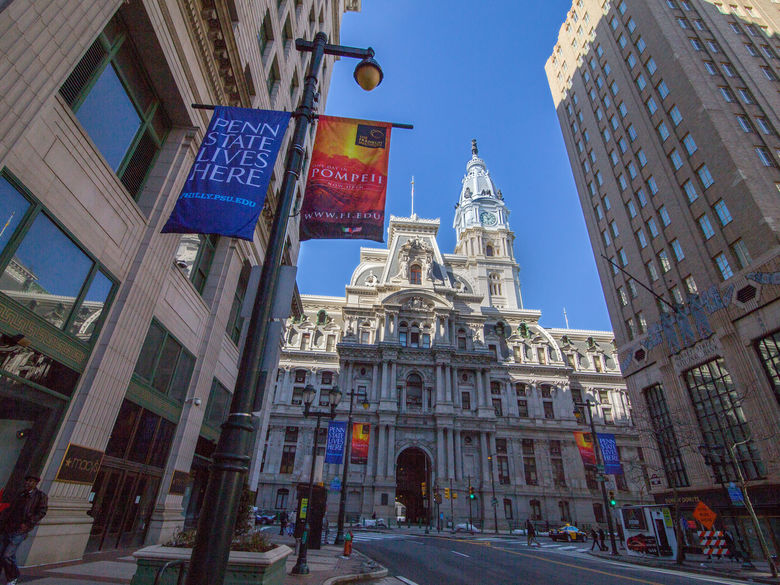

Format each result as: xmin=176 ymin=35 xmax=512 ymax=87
xmin=361 ymin=396 xmax=370 ymax=410
xmin=328 ymin=385 xmax=343 ymax=408
xmin=353 ymin=52 xmax=383 ymax=91
xmin=302 ymin=384 xmax=317 ymax=409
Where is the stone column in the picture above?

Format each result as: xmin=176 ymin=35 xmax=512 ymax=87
xmin=436 ymin=363 xmax=444 ymax=403
xmin=483 ymin=370 xmax=491 ymax=408
xmin=476 ymin=370 xmax=485 ymax=408
xmin=452 ymin=367 xmax=460 ymax=407
xmin=489 ymin=433 xmax=499 ymax=486
xmin=280 ymin=368 xmax=291 ymax=403
xmin=371 ymin=363 xmax=379 ymax=403
xmin=390 ymin=361 xmax=397 ymax=400
xmin=381 ymin=360 xmax=389 ymax=400
xmin=377 ymin=424 xmax=387 ymax=479
xmin=444 ymin=365 xmax=452 ymax=403
xmin=480 ymin=431 xmax=490 ymax=483
xmin=447 ymin=428 xmax=455 ymax=480
xmin=454 ymin=430 xmax=463 ymax=481
xmin=437 ymin=427 xmax=446 ymax=480
xmin=387 ymin=425 xmax=396 ymax=477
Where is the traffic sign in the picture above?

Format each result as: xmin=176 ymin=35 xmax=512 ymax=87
xmin=596 ymin=464 xmax=605 ymax=473
xmin=727 ymin=482 xmax=745 ymax=506
xmin=491 ymin=497 xmax=498 ymax=507
xmin=329 ymin=477 xmax=341 ymax=491
xmin=693 ymin=501 xmax=717 ymax=530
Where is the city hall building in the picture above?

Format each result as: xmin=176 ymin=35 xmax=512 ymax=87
xmin=255 ymin=144 xmax=649 ymax=530
xmin=0 ymin=0 xmax=357 ymax=566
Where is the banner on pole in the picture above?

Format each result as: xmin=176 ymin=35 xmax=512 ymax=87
xmin=300 ymin=115 xmax=392 ymax=242
xmin=597 ymin=433 xmax=624 ymax=475
xmin=350 ymin=423 xmax=370 ymax=465
xmin=573 ymin=431 xmax=596 ymax=466
xmin=324 ymin=421 xmax=347 ymax=464
xmin=162 ymin=106 xmax=290 ymax=240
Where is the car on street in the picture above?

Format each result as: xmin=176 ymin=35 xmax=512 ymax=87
xmin=254 ymin=510 xmax=278 ymax=525
xmin=548 ymin=524 xmax=588 ymax=542
xmin=359 ymin=518 xmax=388 ymax=528
xmin=454 ymin=522 xmax=481 ymax=533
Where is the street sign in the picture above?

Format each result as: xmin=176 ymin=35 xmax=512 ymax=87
xmin=329 ymin=477 xmax=341 ymax=492
xmin=596 ymin=464 xmax=605 ymax=473
xmin=727 ymin=482 xmax=745 ymax=506
xmin=693 ymin=501 xmax=717 ymax=530
xmin=491 ymin=497 xmax=498 ymax=507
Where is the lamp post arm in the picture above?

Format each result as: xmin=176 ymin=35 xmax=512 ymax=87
xmin=296 ymin=38 xmax=374 ymax=60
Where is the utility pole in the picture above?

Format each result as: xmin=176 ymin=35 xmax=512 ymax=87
xmin=449 ymin=478 xmax=455 ymax=533
xmin=579 ymin=400 xmax=618 ymax=555
xmin=334 ymin=389 xmax=366 ymax=545
xmin=467 ymin=475 xmax=473 ymax=533
xmin=488 ymin=455 xmax=498 ymax=534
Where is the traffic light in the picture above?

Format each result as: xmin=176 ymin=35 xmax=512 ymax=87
xmin=444 ymin=487 xmax=450 ymax=499
xmin=421 ymin=482 xmax=427 ymax=497
xmin=608 ymin=490 xmax=617 ymax=508
xmin=469 ymin=486 xmax=476 ymax=499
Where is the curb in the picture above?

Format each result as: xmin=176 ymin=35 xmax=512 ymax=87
xmin=586 ymin=551 xmax=780 ymax=585
xmin=323 ymin=566 xmax=389 ymax=585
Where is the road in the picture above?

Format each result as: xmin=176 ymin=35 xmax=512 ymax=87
xmin=354 ymin=533 xmax=751 ymax=585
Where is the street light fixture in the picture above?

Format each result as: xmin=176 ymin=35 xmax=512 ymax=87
xmin=353 ymin=52 xmax=383 ymax=91
xmin=334 ymin=389 xmax=369 ymax=545
xmin=291 ymin=384 xmax=341 ymax=575
xmin=574 ymin=400 xmax=619 ymax=556
xmin=184 ymin=33 xmax=383 ymax=585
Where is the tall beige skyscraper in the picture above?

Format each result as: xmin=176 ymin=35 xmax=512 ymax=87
xmin=546 ymin=0 xmax=779 ymax=559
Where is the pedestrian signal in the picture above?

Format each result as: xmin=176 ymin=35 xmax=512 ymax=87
xmin=421 ymin=482 xmax=427 ymax=496
xmin=608 ymin=490 xmax=617 ymax=507
xmin=469 ymin=486 xmax=476 ymax=499
xmin=444 ymin=488 xmax=450 ymax=499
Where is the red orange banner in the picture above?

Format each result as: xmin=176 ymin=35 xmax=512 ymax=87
xmin=350 ymin=423 xmax=370 ymax=465
xmin=573 ymin=431 xmax=596 ymax=466
xmin=300 ymin=116 xmax=391 ymax=242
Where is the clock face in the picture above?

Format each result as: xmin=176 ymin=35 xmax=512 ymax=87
xmin=480 ymin=211 xmax=497 ymax=226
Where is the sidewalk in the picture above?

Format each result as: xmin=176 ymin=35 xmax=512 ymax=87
xmin=587 ymin=549 xmax=780 ymax=584
xmin=11 ymin=532 xmax=388 ymax=585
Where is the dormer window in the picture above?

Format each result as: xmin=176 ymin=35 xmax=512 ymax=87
xmin=399 ymin=321 xmax=408 ymax=346
xmin=410 ymin=264 xmax=422 ymax=284
xmin=457 ymin=329 xmax=467 ymax=350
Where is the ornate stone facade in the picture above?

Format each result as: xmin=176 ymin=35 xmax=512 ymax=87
xmin=255 ymin=146 xmax=648 ymax=529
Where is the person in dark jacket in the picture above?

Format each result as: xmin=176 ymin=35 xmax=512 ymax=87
xmin=598 ymin=527 xmax=607 ymax=551
xmin=279 ymin=510 xmax=289 ymax=536
xmin=0 ymin=475 xmax=48 ymax=585
xmin=590 ymin=528 xmax=600 ymax=550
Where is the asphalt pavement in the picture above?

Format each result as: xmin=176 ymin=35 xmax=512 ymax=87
xmin=354 ymin=533 xmax=757 ymax=585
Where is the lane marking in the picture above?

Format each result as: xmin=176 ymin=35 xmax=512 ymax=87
xmin=451 ymin=550 xmax=469 ymax=558
xmin=397 ymin=577 xmax=420 ymax=585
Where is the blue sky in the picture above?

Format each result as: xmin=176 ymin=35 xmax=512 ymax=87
xmin=296 ymin=0 xmax=613 ymax=332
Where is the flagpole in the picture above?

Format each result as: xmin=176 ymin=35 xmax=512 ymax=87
xmin=185 ymin=33 xmax=380 ymax=585
xmin=410 ymin=176 xmax=415 ymax=218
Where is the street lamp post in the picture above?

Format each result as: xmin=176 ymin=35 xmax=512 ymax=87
xmin=291 ymin=384 xmax=342 ymax=575
xmin=575 ymin=400 xmax=619 ymax=555
xmin=334 ymin=389 xmax=369 ymax=545
xmin=184 ymin=33 xmax=383 ymax=585
xmin=487 ymin=454 xmax=498 ymax=534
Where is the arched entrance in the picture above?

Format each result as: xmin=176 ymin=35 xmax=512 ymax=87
xmin=395 ymin=447 xmax=430 ymax=524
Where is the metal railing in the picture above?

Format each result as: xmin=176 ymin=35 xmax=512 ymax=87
xmin=153 ymin=559 xmax=188 ymax=585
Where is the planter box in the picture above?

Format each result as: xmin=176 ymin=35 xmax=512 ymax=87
xmin=131 ymin=544 xmax=292 ymax=585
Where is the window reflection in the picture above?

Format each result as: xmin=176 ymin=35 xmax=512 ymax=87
xmin=0 ymin=212 xmax=93 ymax=329
xmin=0 ymin=176 xmax=30 ymax=253
xmin=68 ymin=270 xmax=113 ymax=341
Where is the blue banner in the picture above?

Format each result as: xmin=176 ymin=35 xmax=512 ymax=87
xmin=597 ymin=433 xmax=623 ymax=475
xmin=162 ymin=106 xmax=290 ymax=241
xmin=325 ymin=421 xmax=347 ymax=464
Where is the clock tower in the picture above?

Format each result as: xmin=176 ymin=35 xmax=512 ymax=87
xmin=453 ymin=140 xmax=522 ymax=309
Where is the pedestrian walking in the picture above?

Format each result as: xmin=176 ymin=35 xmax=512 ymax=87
xmin=279 ymin=510 xmax=289 ymax=535
xmin=526 ymin=519 xmax=540 ymax=547
xmin=590 ymin=528 xmax=600 ymax=551
xmin=0 ymin=475 xmax=48 ymax=585
xmin=617 ymin=523 xmax=625 ymax=549
xmin=598 ymin=527 xmax=607 ymax=551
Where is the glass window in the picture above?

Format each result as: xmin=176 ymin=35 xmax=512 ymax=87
xmin=175 ymin=234 xmax=219 ymax=295
xmin=670 ymin=149 xmax=683 ymax=170
xmin=636 ymin=228 xmax=647 ymax=248
xmin=59 ymin=15 xmax=170 ymax=198
xmin=704 ymin=61 xmax=717 ymax=75
xmin=699 ymin=214 xmax=715 ymax=239
xmin=636 ymin=74 xmax=646 ymax=90
xmin=644 ymin=384 xmax=689 ymax=487
xmin=205 ymin=379 xmax=231 ymax=428
xmin=671 ymin=239 xmax=684 ymax=261
xmin=0 ymin=175 xmax=31 ymax=254
xmin=133 ymin=320 xmax=195 ymax=402
xmin=697 ymin=164 xmax=714 ymax=188
xmin=627 ymin=200 xmax=637 ymax=218
xmin=646 ymin=260 xmax=659 ymax=281
xmin=736 ymin=115 xmax=753 ymax=133
xmin=646 ymin=96 xmax=658 ymax=114
xmin=682 ymin=133 xmax=697 ymax=155
xmin=714 ymin=200 xmax=732 ymax=225
xmin=719 ymin=86 xmax=736 ymax=102
xmin=658 ymin=250 xmax=671 ymax=272
xmin=715 ymin=252 xmax=733 ymax=280
xmin=627 ymin=124 xmax=637 ymax=141
xmin=636 ymin=37 xmax=646 ymax=53
xmin=731 ymin=239 xmax=751 ymax=268
xmin=755 ymin=117 xmax=772 ymax=135
xmin=755 ymin=146 xmax=774 ymax=167
xmin=755 ymin=331 xmax=780 ymax=406
xmin=638 ymin=149 xmax=648 ymax=167
xmin=637 ymin=188 xmax=647 ymax=207
xmin=657 ymin=80 xmax=669 ymax=99
xmin=648 ymin=217 xmax=659 ymax=238
xmin=226 ymin=261 xmax=251 ymax=344
xmin=684 ymin=358 xmax=765 ymax=481
xmin=659 ymin=206 xmax=671 ymax=226
xmin=619 ymin=101 xmax=628 ymax=117
xmin=683 ymin=179 xmax=698 ymax=202
xmin=684 ymin=275 xmax=697 ymax=293
xmin=669 ymin=106 xmax=682 ymax=126
xmin=0 ymin=199 xmax=109 ymax=333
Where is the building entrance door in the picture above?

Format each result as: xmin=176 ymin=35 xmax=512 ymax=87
xmin=86 ymin=465 xmax=159 ymax=552
xmin=395 ymin=448 xmax=430 ymax=524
